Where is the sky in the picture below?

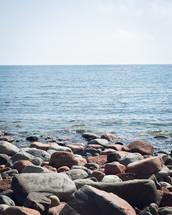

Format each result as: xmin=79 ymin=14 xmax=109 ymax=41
xmin=0 ymin=0 xmax=172 ymax=65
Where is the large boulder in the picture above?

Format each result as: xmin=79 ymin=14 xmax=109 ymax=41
xmin=74 ymin=179 xmax=161 ymax=209
xmin=11 ymin=172 xmax=76 ymax=205
xmin=127 ymin=156 xmax=163 ymax=175
xmin=105 ymin=162 xmax=126 ymax=175
xmin=0 ymin=141 xmax=19 ymax=156
xmin=49 ymin=151 xmax=79 ymax=169
xmin=60 ymin=185 xmax=136 ymax=215
xmin=128 ymin=140 xmax=154 ymax=155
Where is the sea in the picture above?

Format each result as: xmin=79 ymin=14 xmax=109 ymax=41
xmin=0 ymin=65 xmax=172 ymax=151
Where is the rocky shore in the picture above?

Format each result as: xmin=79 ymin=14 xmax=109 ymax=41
xmin=0 ymin=131 xmax=172 ymax=215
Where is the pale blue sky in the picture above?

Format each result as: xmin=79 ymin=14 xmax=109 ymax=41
xmin=0 ymin=0 xmax=172 ymax=65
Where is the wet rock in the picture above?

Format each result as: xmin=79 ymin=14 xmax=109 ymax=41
xmin=0 ymin=154 xmax=10 ymax=165
xmin=82 ymin=133 xmax=100 ymax=140
xmin=26 ymin=136 xmax=38 ymax=142
xmin=127 ymin=156 xmax=163 ymax=175
xmin=102 ymin=175 xmax=122 ymax=183
xmin=90 ymin=170 xmax=105 ymax=181
xmin=0 ymin=141 xmax=19 ymax=156
xmin=21 ymin=148 xmax=51 ymax=162
xmin=88 ymin=138 xmax=109 ymax=147
xmin=49 ymin=151 xmax=79 ymax=169
xmin=22 ymin=165 xmax=50 ymax=173
xmin=66 ymin=169 xmax=88 ymax=181
xmin=24 ymin=192 xmax=51 ymax=215
xmin=0 ymin=195 xmax=15 ymax=206
xmin=128 ymin=140 xmax=154 ymax=155
xmin=105 ymin=162 xmax=126 ymax=175
xmin=0 ymin=136 xmax=14 ymax=142
xmin=101 ymin=133 xmax=117 ymax=141
xmin=119 ymin=152 xmax=144 ymax=166
xmin=6 ymin=151 xmax=42 ymax=167
xmin=12 ymin=160 xmax=33 ymax=173
xmin=11 ymin=172 xmax=76 ymax=205
xmin=87 ymin=155 xmax=107 ymax=166
xmin=60 ymin=185 xmax=136 ymax=215
xmin=4 ymin=206 xmax=41 ymax=215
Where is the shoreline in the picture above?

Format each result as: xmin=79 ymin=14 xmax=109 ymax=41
xmin=0 ymin=131 xmax=172 ymax=214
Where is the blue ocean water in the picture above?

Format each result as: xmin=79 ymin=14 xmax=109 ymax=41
xmin=0 ymin=65 xmax=172 ymax=150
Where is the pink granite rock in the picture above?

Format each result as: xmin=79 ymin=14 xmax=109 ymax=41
xmin=87 ymin=155 xmax=107 ymax=166
xmin=4 ymin=206 xmax=40 ymax=215
xmin=128 ymin=140 xmax=154 ymax=155
xmin=105 ymin=163 xmax=126 ymax=175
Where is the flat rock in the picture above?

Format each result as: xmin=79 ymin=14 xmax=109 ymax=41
xmin=88 ymin=138 xmax=109 ymax=147
xmin=30 ymin=142 xmax=57 ymax=151
xmin=87 ymin=155 xmax=107 ymax=166
xmin=66 ymin=169 xmax=88 ymax=181
xmin=128 ymin=140 xmax=154 ymax=155
xmin=105 ymin=162 xmax=126 ymax=175
xmin=11 ymin=172 xmax=76 ymax=205
xmin=49 ymin=145 xmax=72 ymax=153
xmin=127 ymin=156 xmax=163 ymax=175
xmin=60 ymin=185 xmax=136 ymax=215
xmin=21 ymin=148 xmax=51 ymax=162
xmin=119 ymin=152 xmax=144 ymax=166
xmin=0 ymin=141 xmax=19 ymax=156
xmin=4 ymin=206 xmax=41 ymax=215
xmin=22 ymin=165 xmax=50 ymax=173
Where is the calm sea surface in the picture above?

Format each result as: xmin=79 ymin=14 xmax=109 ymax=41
xmin=0 ymin=65 xmax=172 ymax=150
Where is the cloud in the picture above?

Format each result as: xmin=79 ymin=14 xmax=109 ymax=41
xmin=151 ymin=2 xmax=172 ymax=22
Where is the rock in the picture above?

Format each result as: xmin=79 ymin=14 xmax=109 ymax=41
xmin=107 ymin=153 xmax=121 ymax=162
xmin=12 ymin=160 xmax=33 ymax=173
xmin=24 ymin=192 xmax=51 ymax=214
xmin=0 ymin=195 xmax=15 ymax=206
xmin=0 ymin=141 xmax=19 ymax=156
xmin=22 ymin=165 xmax=50 ymax=173
xmin=127 ymin=156 xmax=163 ymax=175
xmin=0 ymin=179 xmax=12 ymax=192
xmin=49 ymin=151 xmax=79 ymax=169
xmin=154 ymin=135 xmax=168 ymax=139
xmin=60 ymin=185 xmax=136 ymax=215
xmin=42 ymin=165 xmax=57 ymax=172
xmin=77 ymin=157 xmax=87 ymax=166
xmin=0 ymin=204 xmax=9 ymax=213
xmin=87 ymin=155 xmax=107 ymax=166
xmin=2 ymin=169 xmax=18 ymax=177
xmin=85 ymin=163 xmax=99 ymax=170
xmin=155 ymin=165 xmax=171 ymax=179
xmin=71 ymin=165 xmax=92 ymax=175
xmin=26 ymin=136 xmax=38 ymax=142
xmin=30 ymin=142 xmax=56 ymax=151
xmin=74 ymin=179 xmax=161 ymax=209
xmin=128 ymin=140 xmax=154 ymax=155
xmin=11 ymin=172 xmax=76 ymax=205
xmin=0 ymin=167 xmax=11 ymax=174
xmin=107 ymin=144 xmax=129 ymax=151
xmin=101 ymin=133 xmax=117 ymax=141
xmin=159 ymin=207 xmax=172 ymax=215
xmin=119 ymin=153 xmax=144 ymax=166
xmin=110 ymin=151 xmax=130 ymax=159
xmin=58 ymin=166 xmax=70 ymax=172
xmin=49 ymin=145 xmax=72 ymax=153
xmin=102 ymin=175 xmax=122 ymax=183
xmin=0 ymin=154 xmax=10 ymax=165
xmin=88 ymin=138 xmax=109 ymax=147
xmin=100 ymin=148 xmax=117 ymax=155
xmin=90 ymin=170 xmax=105 ymax=181
xmin=105 ymin=162 xmax=126 ymax=175
xmin=21 ymin=148 xmax=51 ymax=162
xmin=160 ymin=187 xmax=172 ymax=206
xmin=0 ymin=136 xmax=14 ymax=142
xmin=48 ymin=202 xmax=66 ymax=215
xmin=49 ymin=195 xmax=60 ymax=208
xmin=82 ymin=133 xmax=100 ymax=140
xmin=86 ymin=144 xmax=104 ymax=150
xmin=4 ymin=206 xmax=41 ymax=215
xmin=67 ymin=145 xmax=84 ymax=152
xmin=6 ymin=151 xmax=42 ymax=167
xmin=117 ymin=173 xmax=135 ymax=181
xmin=66 ymin=169 xmax=88 ymax=181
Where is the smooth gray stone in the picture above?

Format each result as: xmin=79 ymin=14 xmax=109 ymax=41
xmin=102 ymin=175 xmax=122 ymax=183
xmin=88 ymin=138 xmax=109 ymax=147
xmin=11 ymin=172 xmax=76 ymax=205
xmin=49 ymin=145 xmax=72 ymax=153
xmin=0 ymin=141 xmax=19 ymax=156
xmin=6 ymin=151 xmax=42 ymax=167
xmin=0 ymin=195 xmax=15 ymax=206
xmin=21 ymin=148 xmax=51 ymax=162
xmin=71 ymin=165 xmax=92 ymax=175
xmin=74 ymin=179 xmax=161 ymax=209
xmin=2 ymin=169 xmax=19 ymax=177
xmin=82 ymin=133 xmax=100 ymax=140
xmin=22 ymin=165 xmax=50 ymax=173
xmin=119 ymin=153 xmax=144 ymax=166
xmin=66 ymin=169 xmax=88 ymax=181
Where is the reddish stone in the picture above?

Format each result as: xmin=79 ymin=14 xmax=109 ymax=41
xmin=58 ymin=166 xmax=70 ymax=173
xmin=67 ymin=145 xmax=84 ymax=152
xmin=128 ymin=140 xmax=154 ymax=155
xmin=49 ymin=151 xmax=79 ymax=169
xmin=87 ymin=155 xmax=107 ymax=166
xmin=4 ymin=206 xmax=41 ymax=215
xmin=0 ymin=178 xmax=12 ymax=192
xmin=48 ymin=202 xmax=66 ymax=215
xmin=44 ymin=139 xmax=57 ymax=143
xmin=107 ymin=144 xmax=129 ymax=151
xmin=105 ymin=163 xmax=126 ymax=175
xmin=0 ymin=136 xmax=14 ymax=142
xmin=127 ymin=156 xmax=163 ymax=175
xmin=77 ymin=157 xmax=87 ymax=166
xmin=160 ymin=187 xmax=172 ymax=206
xmin=58 ymin=138 xmax=70 ymax=141
xmin=43 ymin=165 xmax=57 ymax=172
xmin=101 ymin=133 xmax=117 ymax=141
xmin=117 ymin=173 xmax=135 ymax=181
xmin=86 ymin=144 xmax=104 ymax=149
xmin=100 ymin=149 xmax=117 ymax=155
xmin=112 ymin=151 xmax=130 ymax=159
xmin=154 ymin=135 xmax=168 ymax=139
xmin=0 ymin=167 xmax=11 ymax=174
xmin=12 ymin=160 xmax=33 ymax=173
xmin=90 ymin=170 xmax=105 ymax=181
xmin=30 ymin=142 xmax=57 ymax=151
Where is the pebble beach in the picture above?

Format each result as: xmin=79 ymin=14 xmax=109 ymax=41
xmin=0 ymin=130 xmax=172 ymax=215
